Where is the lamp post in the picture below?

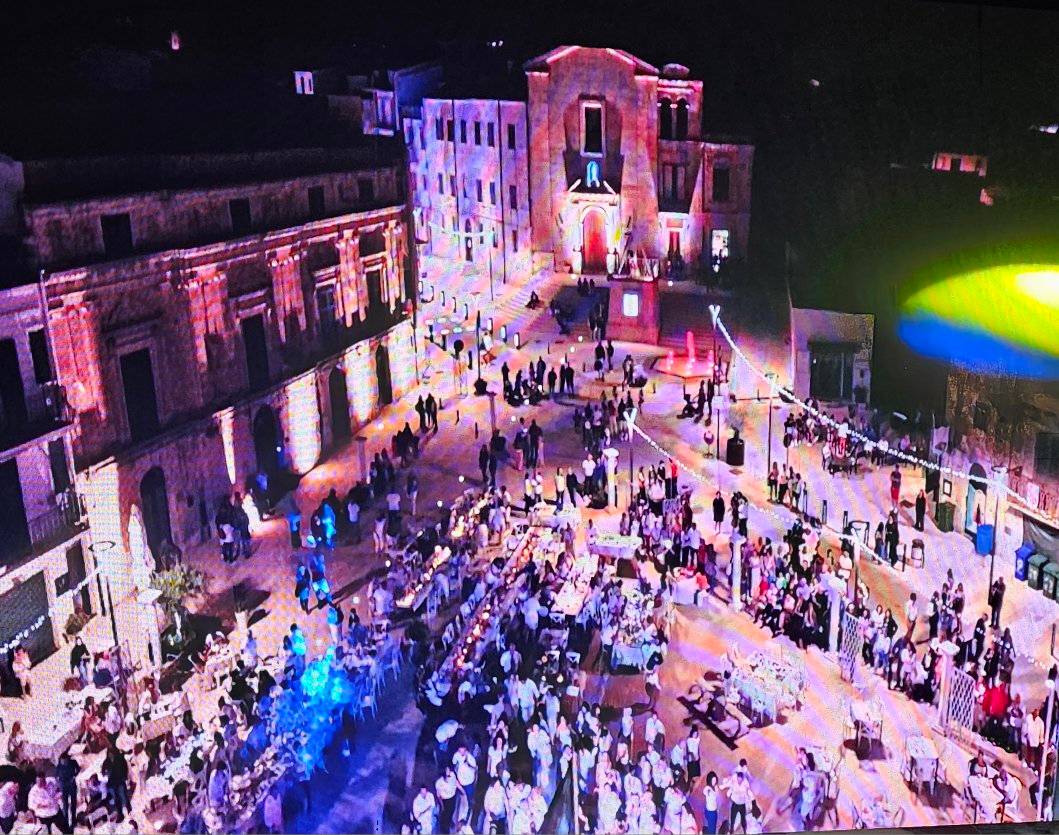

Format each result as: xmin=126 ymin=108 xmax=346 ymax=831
xmin=766 ymin=372 xmax=777 ymax=478
xmin=1039 ymin=665 xmax=1057 ymax=820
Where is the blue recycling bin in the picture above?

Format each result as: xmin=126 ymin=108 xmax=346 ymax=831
xmin=1015 ymin=544 xmax=1034 ymax=582
xmin=975 ymin=523 xmax=995 ymax=556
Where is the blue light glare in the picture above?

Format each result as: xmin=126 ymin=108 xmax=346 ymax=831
xmin=898 ymin=314 xmax=1059 ymax=379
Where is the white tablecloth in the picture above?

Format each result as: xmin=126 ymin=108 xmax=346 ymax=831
xmin=590 ymin=534 xmax=642 ymax=560
xmin=611 ymin=643 xmax=647 ymax=669
xmin=22 ymin=709 xmax=80 ymax=762
xmin=535 ymin=504 xmax=581 ymax=530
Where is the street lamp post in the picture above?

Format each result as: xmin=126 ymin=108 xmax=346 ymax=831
xmin=1039 ymin=666 xmax=1057 ymax=820
xmin=766 ymin=372 xmax=777 ymax=478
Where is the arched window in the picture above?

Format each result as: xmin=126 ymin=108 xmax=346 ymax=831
xmin=658 ymin=98 xmax=673 ymax=140
xmin=675 ymin=99 xmax=689 ymax=140
xmin=586 ymin=160 xmax=601 ymax=188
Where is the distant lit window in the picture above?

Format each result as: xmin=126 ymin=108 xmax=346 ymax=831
xmin=582 ymin=102 xmax=603 ymax=155
xmin=622 ymin=292 xmax=640 ymax=318
xmin=711 ymin=230 xmax=730 ymax=272
xmin=293 ymin=71 xmax=314 ymax=95
xmin=586 ymin=160 xmax=601 ymax=189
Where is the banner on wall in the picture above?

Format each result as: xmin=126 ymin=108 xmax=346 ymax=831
xmin=1023 ymin=515 xmax=1059 ymax=562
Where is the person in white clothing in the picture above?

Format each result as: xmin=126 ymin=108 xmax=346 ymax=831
xmin=452 ymin=746 xmax=478 ymax=810
xmin=411 ymin=787 xmax=437 ymax=834
xmin=482 ymin=778 xmax=507 ymax=833
xmin=646 ymin=711 xmax=666 ymax=752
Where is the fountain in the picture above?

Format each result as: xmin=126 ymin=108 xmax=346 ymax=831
xmin=653 ymin=328 xmax=718 ymax=380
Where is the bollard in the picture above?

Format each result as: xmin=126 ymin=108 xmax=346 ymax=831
xmin=456 ymin=410 xmax=460 ymax=424
xmin=514 ymin=333 xmax=521 ymax=349
xmin=500 ymin=325 xmax=508 ymax=342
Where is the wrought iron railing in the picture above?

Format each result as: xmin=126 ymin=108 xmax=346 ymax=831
xmin=28 ymin=488 xmax=86 ymax=551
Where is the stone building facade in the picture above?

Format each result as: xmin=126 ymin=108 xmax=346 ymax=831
xmin=525 ymin=46 xmax=753 ymax=276
xmin=0 ymin=283 xmax=87 ymax=665
xmin=3 ymin=151 xmax=416 ymax=666
xmin=405 ymin=96 xmax=533 ymax=286
xmin=400 ymin=45 xmax=753 ymax=288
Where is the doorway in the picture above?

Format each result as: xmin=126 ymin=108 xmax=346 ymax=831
xmin=375 ymin=345 xmax=393 ymax=406
xmin=252 ymin=406 xmax=282 ymax=478
xmin=139 ymin=467 xmax=172 ymax=566
xmin=329 ymin=366 xmax=351 ymax=443
xmin=581 ymin=209 xmax=607 ymax=273
xmin=965 ymin=463 xmax=988 ymax=535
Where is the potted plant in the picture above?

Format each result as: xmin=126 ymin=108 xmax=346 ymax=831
xmin=151 ymin=564 xmax=206 ymax=643
xmin=64 ymin=609 xmax=91 ymax=638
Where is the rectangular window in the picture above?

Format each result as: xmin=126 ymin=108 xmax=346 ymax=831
xmin=358 ymin=178 xmax=375 ymax=203
xmin=48 ymin=439 xmax=71 ymax=493
xmin=437 ymin=173 xmax=444 ymax=194
xmin=487 ymin=122 xmax=495 ymax=147
xmin=422 ymin=174 xmax=428 ymax=193
xmin=28 ymin=329 xmax=52 ymax=384
xmin=474 ymin=121 xmax=481 ymax=145
xmin=359 ymin=228 xmax=386 ymax=256
xmin=228 ymin=198 xmax=252 ymax=235
xmin=511 ymin=229 xmax=518 ymax=252
xmin=712 ymin=165 xmax=731 ymax=202
xmin=460 ymin=120 xmax=467 ymax=144
xmin=622 ymin=291 xmax=640 ymax=318
xmin=241 ymin=314 xmax=270 ymax=390
xmin=449 ymin=175 xmax=456 ymax=197
xmin=489 ymin=182 xmax=496 ymax=205
xmin=446 ymin=119 xmax=454 ymax=141
xmin=119 ymin=348 xmax=160 ymax=442
xmin=492 ymin=228 xmax=498 ymax=248
xmin=420 ymin=127 xmax=426 ymax=150
xmin=0 ymin=338 xmax=27 ymax=430
xmin=476 ymin=179 xmax=483 ymax=202
xmin=1036 ymin=432 xmax=1059 ymax=479
xmin=508 ymin=185 xmax=517 ymax=210
xmin=668 ymin=230 xmax=681 ymax=257
xmin=100 ymin=213 xmax=133 ymax=258
xmin=307 ymin=185 xmax=326 ymax=219
xmin=809 ymin=344 xmax=855 ymax=401
xmin=507 ymin=123 xmax=516 ymax=150
xmin=435 ymin=117 xmax=443 ymax=140
xmin=582 ymin=103 xmax=603 ymax=155
xmin=316 ymin=286 xmax=338 ymax=339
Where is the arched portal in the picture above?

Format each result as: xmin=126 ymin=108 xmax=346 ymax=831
xmin=329 ymin=366 xmax=351 ymax=443
xmin=376 ymin=345 xmax=393 ymax=406
xmin=139 ymin=467 xmax=172 ymax=564
xmin=253 ymin=406 xmax=282 ymax=478
xmin=675 ymin=99 xmax=689 ymax=140
xmin=581 ymin=208 xmax=608 ymax=274
xmin=964 ymin=462 xmax=988 ymax=534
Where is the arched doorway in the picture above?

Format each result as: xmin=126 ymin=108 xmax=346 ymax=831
xmin=463 ymin=219 xmax=473 ymax=263
xmin=581 ymin=208 xmax=607 ymax=274
xmin=252 ymin=406 xmax=282 ymax=478
xmin=329 ymin=366 xmax=351 ymax=443
xmin=675 ymin=99 xmax=689 ymax=139
xmin=376 ymin=345 xmax=393 ymax=406
xmin=139 ymin=467 xmax=172 ymax=565
xmin=965 ymin=463 xmax=988 ymax=534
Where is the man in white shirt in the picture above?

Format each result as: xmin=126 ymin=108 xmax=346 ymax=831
xmin=482 ymin=779 xmax=507 ymax=832
xmin=526 ymin=786 xmax=548 ymax=831
xmin=452 ymin=746 xmax=478 ymax=809
xmin=434 ymin=768 xmax=459 ymax=833
xmin=1023 ymin=708 xmax=1046 ymax=769
xmin=27 ymin=775 xmax=63 ymax=834
xmin=411 ymin=787 xmax=437 ymax=834
xmin=515 ymin=677 xmax=539 ymax=723
xmin=645 ymin=711 xmax=665 ymax=752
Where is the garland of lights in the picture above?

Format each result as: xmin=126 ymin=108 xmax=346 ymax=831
xmin=712 ymin=310 xmax=1058 ymax=527
xmin=0 ymin=569 xmax=102 ymax=655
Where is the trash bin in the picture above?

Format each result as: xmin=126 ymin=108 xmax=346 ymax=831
xmin=1028 ymin=554 xmax=1050 ymax=590
xmin=975 ymin=524 xmax=994 ymax=556
xmin=725 ymin=436 xmax=745 ymax=467
xmin=1043 ymin=562 xmax=1059 ymax=601
xmin=935 ymin=501 xmax=955 ymax=533
xmin=1015 ymin=544 xmax=1034 ymax=582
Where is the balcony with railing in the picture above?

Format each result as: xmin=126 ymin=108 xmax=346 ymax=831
xmin=28 ymin=488 xmax=87 ymax=555
xmin=0 ymin=382 xmax=73 ymax=457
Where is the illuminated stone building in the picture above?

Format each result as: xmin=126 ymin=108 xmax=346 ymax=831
xmin=6 ymin=148 xmax=414 ymax=665
xmin=0 ymin=283 xmax=86 ymax=665
xmin=402 ymin=45 xmax=753 ymax=283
